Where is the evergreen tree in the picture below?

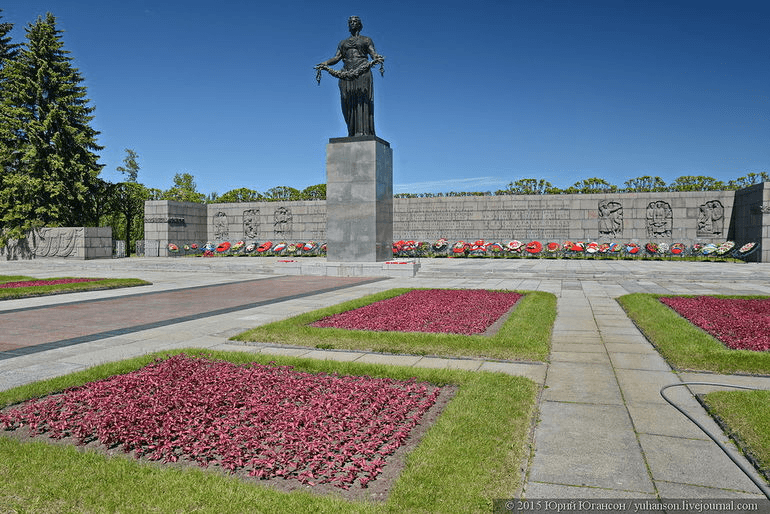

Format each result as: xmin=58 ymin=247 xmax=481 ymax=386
xmin=0 ymin=13 xmax=103 ymax=245
xmin=0 ymin=9 xmax=19 ymax=68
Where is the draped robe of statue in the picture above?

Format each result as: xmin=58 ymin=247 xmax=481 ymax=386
xmin=336 ymin=35 xmax=377 ymax=137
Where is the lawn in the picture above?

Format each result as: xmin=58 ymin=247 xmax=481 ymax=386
xmin=232 ymin=288 xmax=556 ymax=361
xmin=701 ymin=390 xmax=770 ymax=484
xmin=0 ymin=275 xmax=150 ymax=300
xmin=0 ymin=348 xmax=538 ymax=513
xmin=617 ymin=293 xmax=770 ymax=375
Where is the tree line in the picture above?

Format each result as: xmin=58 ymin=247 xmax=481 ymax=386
xmin=395 ymin=174 xmax=769 ymax=198
xmin=1 ymin=11 xmax=766 ymax=256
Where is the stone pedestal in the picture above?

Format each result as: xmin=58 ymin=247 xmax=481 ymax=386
xmin=326 ymin=136 xmax=393 ymax=262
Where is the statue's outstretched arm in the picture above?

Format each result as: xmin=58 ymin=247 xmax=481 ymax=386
xmin=315 ymin=45 xmax=343 ymax=69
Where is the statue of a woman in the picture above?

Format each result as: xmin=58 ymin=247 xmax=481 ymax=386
xmin=315 ymin=16 xmax=385 ymax=137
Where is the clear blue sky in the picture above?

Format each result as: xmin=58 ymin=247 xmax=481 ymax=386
xmin=2 ymin=0 xmax=768 ymax=196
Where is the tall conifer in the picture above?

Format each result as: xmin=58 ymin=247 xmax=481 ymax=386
xmin=0 ymin=12 xmax=103 ymax=244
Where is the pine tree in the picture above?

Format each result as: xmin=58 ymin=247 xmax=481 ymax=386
xmin=0 ymin=13 xmax=103 ymax=245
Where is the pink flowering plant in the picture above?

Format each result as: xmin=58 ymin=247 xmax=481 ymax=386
xmin=618 ymin=293 xmax=770 ymax=374
xmin=311 ymin=289 xmax=522 ymax=335
xmin=0 ymin=278 xmax=100 ymax=289
xmin=0 ymin=275 xmax=149 ymax=300
xmin=659 ymin=296 xmax=770 ymax=352
xmin=1 ymin=354 xmax=440 ymax=490
xmin=234 ymin=288 xmax=556 ymax=361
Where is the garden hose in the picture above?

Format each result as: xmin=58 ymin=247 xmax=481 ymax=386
xmin=659 ymin=382 xmax=770 ymax=500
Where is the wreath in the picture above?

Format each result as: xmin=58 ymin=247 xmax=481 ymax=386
xmin=432 ymin=238 xmax=448 ymax=251
xmin=257 ymin=241 xmax=273 ymax=253
xmin=670 ymin=243 xmax=686 ymax=255
xmin=315 ymin=56 xmax=385 ymax=84
xmin=452 ymin=240 xmax=469 ymax=253
xmin=525 ymin=241 xmax=543 ymax=254
xmin=657 ymin=242 xmax=670 ymax=255
xmin=506 ymin=240 xmax=523 ymax=252
xmin=546 ymin=242 xmax=561 ymax=253
xmin=245 ymin=242 xmax=257 ymax=253
xmin=598 ymin=243 xmax=610 ymax=253
xmin=734 ymin=242 xmax=759 ymax=259
xmin=691 ymin=243 xmax=704 ymax=254
xmin=167 ymin=243 xmax=179 ymax=253
xmin=585 ymin=242 xmax=600 ymax=254
xmin=303 ymin=241 xmax=317 ymax=252
xmin=609 ymin=243 xmax=623 ymax=253
xmin=645 ymin=242 xmax=659 ymax=254
xmin=701 ymin=243 xmax=718 ymax=255
xmin=715 ymin=241 xmax=735 ymax=255
xmin=273 ymin=242 xmax=288 ymax=253
xmin=470 ymin=240 xmax=487 ymax=253
xmin=488 ymin=242 xmax=504 ymax=253
xmin=571 ymin=242 xmax=585 ymax=252
xmin=232 ymin=240 xmax=245 ymax=252
xmin=216 ymin=242 xmax=231 ymax=253
xmin=625 ymin=243 xmax=640 ymax=254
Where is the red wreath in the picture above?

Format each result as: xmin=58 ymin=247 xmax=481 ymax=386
xmin=546 ymin=242 xmax=560 ymax=252
xmin=216 ymin=242 xmax=231 ymax=252
xmin=257 ymin=241 xmax=272 ymax=253
xmin=452 ymin=240 xmax=469 ymax=253
xmin=525 ymin=241 xmax=543 ymax=254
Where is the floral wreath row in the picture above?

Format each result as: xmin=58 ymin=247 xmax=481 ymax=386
xmin=167 ymin=241 xmax=327 ymax=256
xmin=393 ymin=239 xmax=759 ymax=259
xmin=165 ymin=240 xmax=759 ymax=260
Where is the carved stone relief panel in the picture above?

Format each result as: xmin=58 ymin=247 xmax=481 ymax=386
xmin=243 ymin=209 xmax=259 ymax=239
xmin=697 ymin=200 xmax=724 ymax=237
xmin=274 ymin=207 xmax=292 ymax=238
xmin=213 ymin=211 xmax=229 ymax=240
xmin=598 ymin=200 xmax=623 ymax=236
xmin=646 ymin=201 xmax=673 ymax=238
xmin=31 ymin=228 xmax=82 ymax=257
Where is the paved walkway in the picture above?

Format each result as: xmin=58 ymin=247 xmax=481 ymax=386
xmin=1 ymin=257 xmax=769 ymax=500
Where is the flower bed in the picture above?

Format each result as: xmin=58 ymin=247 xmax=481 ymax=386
xmin=0 ymin=354 xmax=441 ymax=490
xmin=0 ymin=278 xmax=100 ymax=289
xmin=659 ymin=296 xmax=770 ymax=352
xmin=311 ymin=289 xmax=522 ymax=335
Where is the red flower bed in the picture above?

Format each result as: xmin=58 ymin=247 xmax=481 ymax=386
xmin=0 ymin=355 xmax=440 ymax=489
xmin=0 ymin=278 xmax=100 ymax=289
xmin=660 ymin=296 xmax=770 ymax=352
xmin=311 ymin=289 xmax=522 ymax=335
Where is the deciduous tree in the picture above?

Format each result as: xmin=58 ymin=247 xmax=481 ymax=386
xmin=669 ymin=175 xmax=724 ymax=191
xmin=161 ymin=172 xmax=205 ymax=203
xmin=217 ymin=187 xmax=262 ymax=203
xmin=496 ymin=178 xmax=558 ymax=195
xmin=623 ymin=176 xmax=666 ymax=192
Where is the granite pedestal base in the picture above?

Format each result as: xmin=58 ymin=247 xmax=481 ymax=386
xmin=326 ymin=136 xmax=393 ymax=262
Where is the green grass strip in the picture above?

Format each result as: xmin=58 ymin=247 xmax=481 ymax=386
xmin=617 ymin=293 xmax=770 ymax=375
xmin=232 ymin=288 xmax=555 ymax=361
xmin=0 ymin=275 xmax=150 ymax=300
xmin=701 ymin=390 xmax=770 ymax=482
xmin=0 ymin=348 xmax=538 ymax=513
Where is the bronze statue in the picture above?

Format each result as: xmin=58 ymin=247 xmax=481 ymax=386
xmin=315 ymin=16 xmax=385 ymax=137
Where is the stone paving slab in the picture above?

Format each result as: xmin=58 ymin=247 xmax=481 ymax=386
xmin=542 ymin=361 xmax=624 ymax=405
xmin=529 ymin=402 xmax=655 ymax=493
xmin=639 ymin=433 xmax=765 ymax=493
